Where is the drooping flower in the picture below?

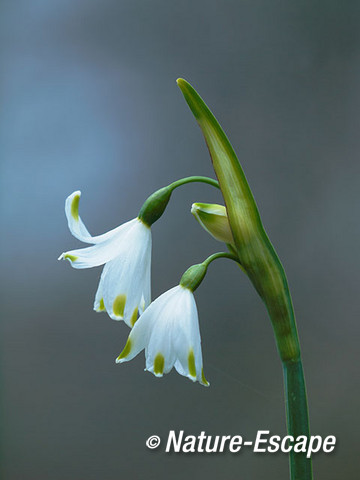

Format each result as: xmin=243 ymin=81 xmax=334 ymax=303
xmin=58 ymin=191 xmax=151 ymax=326
xmin=116 ymin=284 xmax=209 ymax=386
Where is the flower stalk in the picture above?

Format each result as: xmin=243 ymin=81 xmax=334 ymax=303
xmin=177 ymin=78 xmax=313 ymax=480
xmin=180 ymin=252 xmax=240 ymax=292
xmin=138 ymin=176 xmax=219 ymax=226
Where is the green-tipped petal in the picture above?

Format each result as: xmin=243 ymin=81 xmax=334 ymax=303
xmin=153 ymin=353 xmax=165 ymax=376
xmin=116 ymin=338 xmax=132 ymax=361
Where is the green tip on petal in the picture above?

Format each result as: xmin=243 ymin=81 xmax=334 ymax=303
xmin=130 ymin=307 xmax=138 ymax=327
xmin=97 ymin=298 xmax=106 ymax=312
xmin=71 ymin=194 xmax=80 ymax=221
xmin=117 ymin=338 xmax=132 ymax=361
xmin=113 ymin=294 xmax=126 ymax=318
xmin=201 ymin=368 xmax=209 ymax=386
xmin=154 ymin=353 xmax=165 ymax=375
xmin=64 ymin=254 xmax=78 ymax=262
xmin=188 ymin=349 xmax=196 ymax=378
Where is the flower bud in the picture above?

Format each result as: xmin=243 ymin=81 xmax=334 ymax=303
xmin=138 ymin=186 xmax=172 ymax=226
xmin=191 ymin=202 xmax=234 ymax=245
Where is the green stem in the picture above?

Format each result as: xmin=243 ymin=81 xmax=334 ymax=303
xmin=177 ymin=78 xmax=313 ymax=480
xmin=180 ymin=252 xmax=240 ymax=292
xmin=202 ymin=251 xmax=239 ymax=267
xmin=284 ymin=360 xmax=313 ymax=480
xmin=138 ymin=176 xmax=219 ymax=226
xmin=168 ymin=175 xmax=219 ymax=191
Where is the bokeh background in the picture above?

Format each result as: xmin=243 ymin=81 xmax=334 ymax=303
xmin=1 ymin=1 xmax=359 ymax=479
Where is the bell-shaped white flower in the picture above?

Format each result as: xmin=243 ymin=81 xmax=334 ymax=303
xmin=58 ymin=191 xmax=151 ymax=326
xmin=116 ymin=284 xmax=209 ymax=386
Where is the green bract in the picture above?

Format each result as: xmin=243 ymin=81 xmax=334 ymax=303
xmin=177 ymin=78 xmax=299 ymax=363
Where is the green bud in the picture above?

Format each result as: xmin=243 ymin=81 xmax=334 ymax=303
xmin=138 ymin=186 xmax=172 ymax=227
xmin=180 ymin=263 xmax=207 ymax=292
xmin=191 ymin=202 xmax=234 ymax=245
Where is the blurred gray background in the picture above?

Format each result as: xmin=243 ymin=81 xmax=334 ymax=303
xmin=1 ymin=1 xmax=359 ymax=479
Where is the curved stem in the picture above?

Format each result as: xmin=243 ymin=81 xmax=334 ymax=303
xmin=202 ymin=251 xmax=239 ymax=268
xmin=180 ymin=252 xmax=241 ymax=292
xmin=168 ymin=175 xmax=219 ymax=191
xmin=138 ymin=176 xmax=218 ymax=226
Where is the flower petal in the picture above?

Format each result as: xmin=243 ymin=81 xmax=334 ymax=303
xmin=116 ymin=308 xmax=153 ymax=363
xmin=98 ymin=220 xmax=151 ymax=325
xmin=139 ymin=260 xmax=151 ymax=314
xmin=59 ymin=217 xmax=140 ymax=269
xmin=65 ymin=191 xmax=93 ymax=243
xmin=116 ymin=286 xmax=179 ymax=364
xmin=169 ymin=287 xmax=205 ymax=383
xmin=65 ymin=190 xmax=135 ymax=244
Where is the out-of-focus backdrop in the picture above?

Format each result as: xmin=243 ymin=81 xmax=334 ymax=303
xmin=1 ymin=1 xmax=359 ymax=479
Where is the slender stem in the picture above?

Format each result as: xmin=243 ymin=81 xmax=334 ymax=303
xmin=180 ymin=252 xmax=241 ymax=292
xmin=202 ymin=251 xmax=239 ymax=267
xmin=138 ymin=176 xmax=219 ymax=226
xmin=168 ymin=175 xmax=219 ymax=191
xmin=194 ymin=242 xmax=311 ymax=480
xmin=284 ymin=360 xmax=313 ymax=480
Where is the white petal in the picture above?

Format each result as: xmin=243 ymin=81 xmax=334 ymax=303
xmin=116 ymin=305 xmax=154 ymax=363
xmin=146 ymin=312 xmax=178 ymax=376
xmin=139 ymin=260 xmax=151 ymax=314
xmin=64 ymin=190 xmax=136 ymax=244
xmin=116 ymin=286 xmax=179 ymax=364
xmin=99 ymin=220 xmax=152 ymax=325
xmin=93 ymin=266 xmax=107 ymax=312
xmin=170 ymin=288 xmax=204 ymax=381
xmin=58 ymin=217 xmax=140 ymax=269
xmin=65 ymin=191 xmax=93 ymax=243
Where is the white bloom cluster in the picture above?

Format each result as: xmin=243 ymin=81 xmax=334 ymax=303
xmin=59 ymin=191 xmax=208 ymax=386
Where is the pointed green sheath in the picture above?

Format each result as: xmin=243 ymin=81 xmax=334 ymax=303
xmin=177 ymin=77 xmax=299 ymax=363
xmin=177 ymin=78 xmax=312 ymax=480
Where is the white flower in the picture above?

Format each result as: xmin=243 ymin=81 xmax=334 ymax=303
xmin=116 ymin=285 xmax=209 ymax=386
xmin=58 ymin=191 xmax=151 ymax=326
